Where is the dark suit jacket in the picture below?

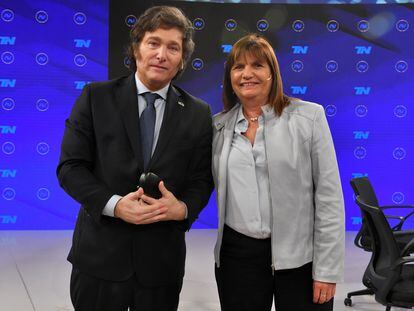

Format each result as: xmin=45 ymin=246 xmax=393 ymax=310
xmin=57 ymin=74 xmax=213 ymax=286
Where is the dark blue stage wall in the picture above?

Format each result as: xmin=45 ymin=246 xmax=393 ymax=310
xmin=0 ymin=0 xmax=109 ymax=229
xmin=0 ymin=1 xmax=413 ymax=230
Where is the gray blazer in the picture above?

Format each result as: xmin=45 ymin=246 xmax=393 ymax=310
xmin=212 ymin=100 xmax=345 ymax=283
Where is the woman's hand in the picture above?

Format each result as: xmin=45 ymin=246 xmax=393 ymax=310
xmin=313 ymin=280 xmax=336 ymax=304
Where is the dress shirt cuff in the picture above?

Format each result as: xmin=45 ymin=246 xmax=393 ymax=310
xmin=102 ymin=195 xmax=123 ymax=217
xmin=180 ymin=200 xmax=188 ymax=219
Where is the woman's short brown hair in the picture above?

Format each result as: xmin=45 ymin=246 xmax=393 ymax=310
xmin=126 ymin=6 xmax=195 ymax=77
xmin=223 ymin=34 xmax=290 ymax=116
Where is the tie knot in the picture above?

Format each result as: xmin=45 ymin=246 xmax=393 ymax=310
xmin=143 ymin=92 xmax=159 ymax=107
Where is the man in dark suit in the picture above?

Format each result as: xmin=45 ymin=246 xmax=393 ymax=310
xmin=57 ymin=6 xmax=213 ymax=311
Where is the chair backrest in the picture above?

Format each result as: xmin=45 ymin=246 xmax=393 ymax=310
xmin=350 ymin=177 xmax=379 ymax=206
xmin=350 ymin=177 xmax=379 ymax=251
xmin=355 ymin=196 xmax=402 ymax=304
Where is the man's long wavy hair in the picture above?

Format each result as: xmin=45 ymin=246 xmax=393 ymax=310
xmin=126 ymin=6 xmax=195 ymax=78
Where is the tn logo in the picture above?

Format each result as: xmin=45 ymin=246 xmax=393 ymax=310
xmin=354 ymin=46 xmax=372 ymax=54
xmin=74 ymin=39 xmax=91 ymax=48
xmin=0 ymin=215 xmax=17 ymax=224
xmin=354 ymin=87 xmax=370 ymax=95
xmin=0 ymin=36 xmax=16 ymax=45
xmin=0 ymin=79 xmax=16 ymax=87
xmin=290 ymin=86 xmax=307 ymax=95
xmin=291 ymin=46 xmax=308 ymax=54
xmin=221 ymin=45 xmax=232 ymax=53
xmin=74 ymin=81 xmax=89 ymax=90
xmin=0 ymin=169 xmax=17 ymax=178
xmin=351 ymin=217 xmax=362 ymax=225
xmin=353 ymin=131 xmax=369 ymax=139
xmin=0 ymin=125 xmax=16 ymax=134
xmin=352 ymin=173 xmax=368 ymax=178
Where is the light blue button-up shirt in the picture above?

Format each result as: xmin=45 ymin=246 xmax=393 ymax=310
xmin=225 ymin=105 xmax=272 ymax=239
xmin=102 ymin=74 xmax=169 ymax=217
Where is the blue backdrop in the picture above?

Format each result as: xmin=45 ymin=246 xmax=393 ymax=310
xmin=0 ymin=0 xmax=108 ymax=229
xmin=1 ymin=0 xmax=413 ymax=230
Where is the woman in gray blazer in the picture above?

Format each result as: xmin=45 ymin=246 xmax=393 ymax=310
xmin=212 ymin=34 xmax=344 ymax=311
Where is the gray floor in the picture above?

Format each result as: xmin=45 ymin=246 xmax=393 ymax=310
xmin=0 ymin=230 xmax=411 ymax=311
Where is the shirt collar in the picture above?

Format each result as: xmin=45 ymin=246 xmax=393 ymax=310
xmin=236 ymin=104 xmax=267 ymax=128
xmin=261 ymin=104 xmax=271 ymax=113
xmin=235 ymin=105 xmax=248 ymax=134
xmin=135 ymin=73 xmax=169 ymax=101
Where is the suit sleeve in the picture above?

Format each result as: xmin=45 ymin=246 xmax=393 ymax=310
xmin=179 ymin=103 xmax=214 ymax=230
xmin=56 ymin=85 xmax=113 ymax=223
xmin=311 ymin=105 xmax=345 ymax=283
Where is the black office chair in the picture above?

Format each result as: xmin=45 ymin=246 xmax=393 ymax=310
xmin=351 ymin=177 xmax=414 ymax=232
xmin=352 ymin=195 xmax=414 ymax=311
xmin=345 ymin=177 xmax=414 ymax=307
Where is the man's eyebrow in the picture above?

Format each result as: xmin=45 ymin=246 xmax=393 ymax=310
xmin=145 ymin=36 xmax=181 ymax=46
xmin=145 ymin=36 xmax=161 ymax=41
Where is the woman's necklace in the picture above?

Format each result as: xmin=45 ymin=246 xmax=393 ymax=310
xmin=244 ymin=112 xmax=261 ymax=123
xmin=243 ymin=106 xmax=263 ymax=123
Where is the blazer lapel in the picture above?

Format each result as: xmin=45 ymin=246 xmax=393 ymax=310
xmin=148 ymin=85 xmax=182 ymax=169
xmin=114 ymin=74 xmax=144 ymax=170
xmin=216 ymin=105 xmax=239 ymax=222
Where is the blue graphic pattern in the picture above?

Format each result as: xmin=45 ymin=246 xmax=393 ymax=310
xmin=1 ymin=1 xmax=413 ymax=230
xmin=0 ymin=0 xmax=108 ymax=229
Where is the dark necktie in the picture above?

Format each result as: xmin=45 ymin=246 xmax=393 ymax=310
xmin=140 ymin=92 xmax=159 ymax=169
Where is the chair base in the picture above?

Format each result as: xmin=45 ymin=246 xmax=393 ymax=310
xmin=344 ymin=288 xmax=374 ymax=307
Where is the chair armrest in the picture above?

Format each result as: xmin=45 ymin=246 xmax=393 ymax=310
xmin=402 ymin=210 xmax=414 ymax=221
xmin=384 ymin=215 xmax=404 ymax=231
xmin=391 ymin=256 xmax=414 ymax=270
xmin=381 ymin=205 xmax=414 ymax=210
xmin=382 ymin=206 xmax=414 ymax=230
xmin=385 ymin=215 xmax=404 ymax=220
xmin=401 ymin=238 xmax=414 ymax=256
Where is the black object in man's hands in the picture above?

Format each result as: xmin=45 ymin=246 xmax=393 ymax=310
xmin=138 ymin=172 xmax=162 ymax=199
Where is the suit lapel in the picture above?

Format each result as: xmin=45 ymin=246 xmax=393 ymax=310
xmin=148 ymin=85 xmax=182 ymax=169
xmin=114 ymin=74 xmax=144 ymax=170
